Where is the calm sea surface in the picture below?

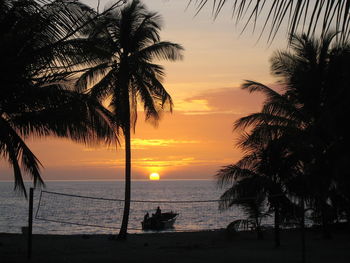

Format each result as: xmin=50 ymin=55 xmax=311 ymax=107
xmin=0 ymin=180 xmax=249 ymax=235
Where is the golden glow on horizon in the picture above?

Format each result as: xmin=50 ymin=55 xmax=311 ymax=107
xmin=131 ymin=138 xmax=200 ymax=149
xmin=149 ymin=172 xmax=160 ymax=180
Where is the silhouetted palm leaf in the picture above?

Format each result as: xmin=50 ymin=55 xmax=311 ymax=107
xmin=0 ymin=1 xmax=117 ymax=195
xmin=189 ymin=0 xmax=350 ymax=43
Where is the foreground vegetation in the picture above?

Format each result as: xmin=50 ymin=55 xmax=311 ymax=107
xmin=0 ymin=0 xmax=119 ymax=197
xmin=217 ymin=32 xmax=350 ymax=246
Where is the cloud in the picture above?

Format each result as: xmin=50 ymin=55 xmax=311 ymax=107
xmin=82 ymin=139 xmax=200 ymax=151
xmin=128 ymin=156 xmax=238 ymax=174
xmin=82 ymin=146 xmax=115 ymax=152
xmin=174 ymin=87 xmax=266 ymax=115
xmin=134 ymin=157 xmax=196 ymax=168
xmin=174 ymin=99 xmax=212 ymax=113
xmin=131 ymin=138 xmax=200 ymax=149
xmin=131 ymin=156 xmax=234 ymax=169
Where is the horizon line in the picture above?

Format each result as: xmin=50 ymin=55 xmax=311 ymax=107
xmin=0 ymin=178 xmax=215 ymax=182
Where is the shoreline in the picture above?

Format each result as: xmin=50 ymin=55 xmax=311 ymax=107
xmin=1 ymin=228 xmax=349 ymax=263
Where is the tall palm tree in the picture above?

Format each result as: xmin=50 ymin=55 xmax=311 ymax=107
xmin=190 ymin=0 xmax=350 ymax=43
xmin=0 ymin=0 xmax=117 ymax=196
xmin=76 ymin=0 xmax=184 ymax=239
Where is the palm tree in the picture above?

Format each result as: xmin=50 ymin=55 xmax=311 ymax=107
xmin=0 ymin=0 xmax=117 ymax=196
xmin=217 ymin=159 xmax=271 ymax=240
xmin=76 ymin=0 xmax=184 ymax=239
xmin=217 ymin=129 xmax=300 ymax=245
xmin=218 ymin=32 xmax=350 ymax=241
xmin=245 ymin=79 xmax=310 ymax=239
xmin=270 ymin=32 xmax=350 ymax=237
xmin=190 ymin=0 xmax=350 ymax=43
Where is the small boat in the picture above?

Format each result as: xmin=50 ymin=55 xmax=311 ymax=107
xmin=141 ymin=211 xmax=178 ymax=230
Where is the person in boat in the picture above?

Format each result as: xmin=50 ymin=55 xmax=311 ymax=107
xmin=155 ymin=206 xmax=161 ymax=218
xmin=144 ymin=212 xmax=149 ymax=221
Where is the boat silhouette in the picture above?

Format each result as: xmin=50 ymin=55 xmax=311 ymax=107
xmin=141 ymin=211 xmax=178 ymax=230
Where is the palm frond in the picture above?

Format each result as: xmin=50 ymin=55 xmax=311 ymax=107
xmin=88 ymin=69 xmax=116 ymax=101
xmin=75 ymin=62 xmax=112 ymax=92
xmin=216 ymin=164 xmax=258 ymax=187
xmin=242 ymin=80 xmax=282 ymax=101
xmin=131 ymin=12 xmax=162 ymax=50
xmin=190 ymin=0 xmax=350 ymax=43
xmin=136 ymin=41 xmax=184 ymax=61
xmin=219 ymin=176 xmax=267 ymax=211
xmin=132 ymin=75 xmax=160 ymax=124
xmin=0 ymin=116 xmax=44 ymax=196
xmin=10 ymin=89 xmax=116 ymax=146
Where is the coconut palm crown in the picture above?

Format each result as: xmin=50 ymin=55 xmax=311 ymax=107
xmin=0 ymin=0 xmax=116 ymax=197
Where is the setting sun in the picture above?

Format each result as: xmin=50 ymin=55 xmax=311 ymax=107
xmin=149 ymin=172 xmax=160 ymax=180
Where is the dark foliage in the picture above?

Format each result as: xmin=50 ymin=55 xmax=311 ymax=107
xmin=0 ymin=0 xmax=117 ymax=196
xmin=217 ymin=32 xmax=350 ymax=240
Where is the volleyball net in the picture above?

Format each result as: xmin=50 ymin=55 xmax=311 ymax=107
xmin=35 ymin=190 xmax=246 ymax=232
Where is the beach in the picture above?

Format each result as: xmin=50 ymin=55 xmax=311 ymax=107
xmin=1 ymin=228 xmax=349 ymax=263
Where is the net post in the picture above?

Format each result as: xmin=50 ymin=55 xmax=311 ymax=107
xmin=301 ymin=196 xmax=306 ymax=263
xmin=27 ymin=187 xmax=34 ymax=260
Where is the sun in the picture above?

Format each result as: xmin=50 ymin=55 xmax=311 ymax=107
xmin=149 ymin=172 xmax=160 ymax=180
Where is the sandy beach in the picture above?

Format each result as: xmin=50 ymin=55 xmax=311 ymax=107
xmin=1 ymin=228 xmax=349 ymax=263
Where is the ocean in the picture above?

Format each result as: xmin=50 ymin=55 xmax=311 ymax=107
xmin=0 ymin=180 xmax=248 ymax=235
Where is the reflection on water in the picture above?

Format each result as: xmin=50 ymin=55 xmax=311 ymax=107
xmin=0 ymin=180 xmax=250 ymax=234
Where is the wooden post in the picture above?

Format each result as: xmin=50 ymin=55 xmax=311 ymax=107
xmin=301 ymin=196 xmax=305 ymax=263
xmin=27 ymin=187 xmax=34 ymax=260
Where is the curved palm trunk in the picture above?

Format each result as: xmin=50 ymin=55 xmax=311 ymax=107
xmin=118 ymin=90 xmax=131 ymax=240
xmin=118 ymin=122 xmax=131 ymax=239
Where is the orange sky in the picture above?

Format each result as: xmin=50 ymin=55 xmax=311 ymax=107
xmin=0 ymin=0 xmax=288 ymax=181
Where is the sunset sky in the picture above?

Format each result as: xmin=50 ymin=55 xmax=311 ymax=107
xmin=1 ymin=0 xmax=289 ymax=181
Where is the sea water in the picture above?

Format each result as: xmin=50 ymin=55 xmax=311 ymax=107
xmin=0 ymin=180 xmax=249 ymax=235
